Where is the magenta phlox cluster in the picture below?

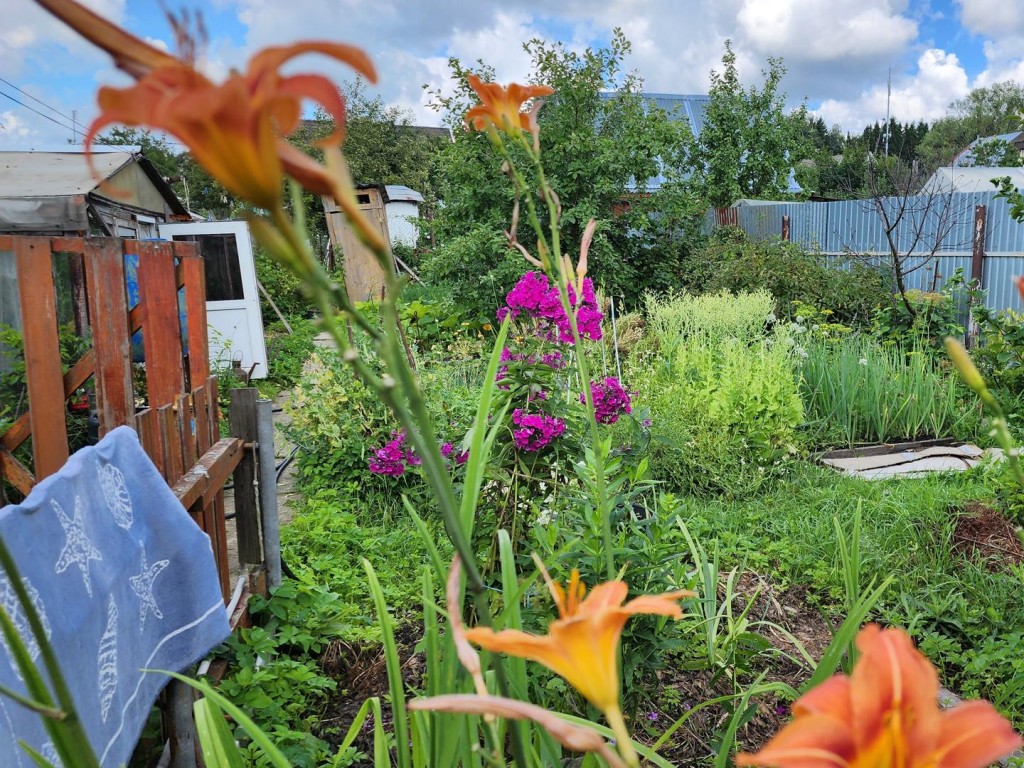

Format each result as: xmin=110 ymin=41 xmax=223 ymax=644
xmin=368 ymin=430 xmax=412 ymax=476
xmin=497 ymin=271 xmax=602 ymax=343
xmin=511 ymin=408 xmax=566 ymax=451
xmin=583 ymin=377 xmax=634 ymax=425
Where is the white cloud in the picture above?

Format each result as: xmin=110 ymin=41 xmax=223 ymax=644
xmin=957 ymin=0 xmax=1024 ymax=39
xmin=814 ymin=48 xmax=970 ymax=130
xmin=737 ymin=0 xmax=917 ymax=62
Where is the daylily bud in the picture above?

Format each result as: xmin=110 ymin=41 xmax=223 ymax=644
xmin=944 ymin=337 xmax=986 ymax=394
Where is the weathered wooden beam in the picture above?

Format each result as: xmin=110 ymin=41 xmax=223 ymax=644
xmin=171 ymin=437 xmax=243 ymax=510
xmin=0 ymin=448 xmax=35 ymax=496
xmin=15 ymin=237 xmax=68 ymax=479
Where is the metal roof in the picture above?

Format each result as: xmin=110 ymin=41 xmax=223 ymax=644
xmin=384 ymin=184 xmax=424 ymax=203
xmin=919 ymin=166 xmax=1024 ymax=194
xmin=0 ymin=150 xmax=135 ymax=197
xmin=952 ymin=132 xmax=1024 ymax=167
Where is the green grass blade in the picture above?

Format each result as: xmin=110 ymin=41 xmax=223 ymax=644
xmin=362 ymin=559 xmax=412 ymax=768
xmin=159 ymin=671 xmax=292 ymax=768
xmin=193 ymin=696 xmax=246 ymax=768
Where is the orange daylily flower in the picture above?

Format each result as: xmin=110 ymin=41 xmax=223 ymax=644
xmin=737 ymin=624 xmax=1022 ymax=768
xmin=464 ymin=567 xmax=691 ymax=713
xmin=35 ymin=0 xmax=375 ymax=211
xmin=464 ymin=74 xmax=554 ymax=135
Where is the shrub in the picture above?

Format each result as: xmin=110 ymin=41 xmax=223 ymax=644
xmin=682 ymin=229 xmax=892 ymax=327
xmin=631 ymin=291 xmax=803 ymax=496
xmin=798 ymin=334 xmax=984 ymax=447
xmin=418 ymin=225 xmax=525 ymax=326
xmin=263 ymin=317 xmax=317 ymax=389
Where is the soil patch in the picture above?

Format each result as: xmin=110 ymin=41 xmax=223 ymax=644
xmin=650 ymin=574 xmax=835 ymax=763
xmin=316 ymin=623 xmax=424 ymax=756
xmin=953 ymin=502 xmax=1024 ymax=570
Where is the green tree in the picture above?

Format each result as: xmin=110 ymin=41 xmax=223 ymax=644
xmin=687 ymin=41 xmax=807 ymax=207
xmin=917 ymin=81 xmax=1024 ymax=170
xmin=423 ymin=30 xmax=700 ymax=314
xmin=291 ymin=79 xmax=448 ymax=252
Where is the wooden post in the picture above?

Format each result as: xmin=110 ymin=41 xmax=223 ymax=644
xmin=84 ymin=238 xmax=134 ymax=435
xmin=166 ymin=681 xmax=198 ymax=768
xmin=782 ymin=214 xmax=791 ymax=242
xmin=256 ymin=398 xmax=282 ymax=590
xmin=229 ymin=388 xmax=263 ymax=566
xmin=971 ymin=205 xmax=987 ymax=286
xmin=968 ymin=204 xmax=988 ymax=349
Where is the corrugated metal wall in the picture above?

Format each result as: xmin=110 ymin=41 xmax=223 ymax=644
xmin=709 ymin=191 xmax=1024 ymax=313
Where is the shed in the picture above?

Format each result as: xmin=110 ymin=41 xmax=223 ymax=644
xmin=322 ymin=184 xmax=393 ymax=303
xmin=384 ymin=184 xmax=425 ymax=249
xmin=0 ymin=147 xmax=189 ymax=237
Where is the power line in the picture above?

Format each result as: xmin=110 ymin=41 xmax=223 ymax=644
xmin=0 ymin=89 xmax=79 ymax=134
xmin=0 ymin=77 xmax=78 ymax=128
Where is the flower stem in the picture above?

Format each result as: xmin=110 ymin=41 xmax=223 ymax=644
xmin=604 ymin=704 xmax=640 ymax=768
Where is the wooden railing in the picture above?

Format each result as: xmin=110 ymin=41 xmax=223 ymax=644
xmin=0 ymin=235 xmax=244 ymax=597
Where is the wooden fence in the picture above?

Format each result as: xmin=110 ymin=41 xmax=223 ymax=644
xmin=0 ymin=235 xmax=259 ymax=597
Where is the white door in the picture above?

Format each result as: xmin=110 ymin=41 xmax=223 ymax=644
xmin=157 ymin=220 xmax=269 ymax=379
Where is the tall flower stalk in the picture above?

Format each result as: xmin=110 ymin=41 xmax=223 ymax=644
xmin=464 ymin=75 xmax=617 ymax=579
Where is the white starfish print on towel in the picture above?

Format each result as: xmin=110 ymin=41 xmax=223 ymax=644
xmin=0 ymin=572 xmax=51 ymax=673
xmin=53 ymin=496 xmax=102 ymax=596
xmin=99 ymin=463 xmax=133 ymax=530
xmin=129 ymin=550 xmax=169 ymax=630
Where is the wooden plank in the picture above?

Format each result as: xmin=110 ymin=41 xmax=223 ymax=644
xmin=178 ymin=393 xmax=197 ymax=469
xmin=0 ymin=448 xmax=35 ymax=496
xmin=135 ymin=407 xmax=165 ymax=480
xmin=0 ymin=235 xmax=11 ymax=251
xmin=228 ymin=388 xmax=262 ymax=566
xmin=1 ymin=350 xmax=95 ymax=453
xmin=15 ymin=237 xmax=69 ymax=479
xmin=192 ymin=385 xmax=212 ymax=455
xmin=171 ymin=437 xmax=243 ymax=510
xmin=159 ymin=404 xmax=184 ymax=483
xmin=84 ymin=238 xmax=134 ymax=435
xmin=49 ymin=237 xmax=85 ymax=255
xmin=177 ymin=242 xmax=210 ymax=388
xmin=136 ymin=240 xmax=185 ymax=408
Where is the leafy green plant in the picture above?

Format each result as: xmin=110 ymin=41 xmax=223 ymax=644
xmin=632 ymin=291 xmax=803 ymax=496
xmin=799 ymin=333 xmax=983 ymax=446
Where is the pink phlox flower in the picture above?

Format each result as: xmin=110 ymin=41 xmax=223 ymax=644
xmin=583 ymin=377 xmax=633 ymax=425
xmin=455 ymin=449 xmax=470 ymax=465
xmin=499 ymin=272 xmax=603 ymax=344
xmin=511 ymin=408 xmax=566 ymax=451
xmin=440 ymin=442 xmax=454 ymax=458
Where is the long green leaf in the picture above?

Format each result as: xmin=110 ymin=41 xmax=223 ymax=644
xmin=159 ymin=671 xmax=293 ymax=768
xmin=459 ymin=317 xmax=511 ymax=535
xmin=803 ymin=575 xmax=893 ymax=691
xmin=193 ymin=696 xmax=246 ymax=768
xmin=362 ymin=559 xmax=412 ymax=768
xmin=553 ymin=713 xmax=675 ymax=768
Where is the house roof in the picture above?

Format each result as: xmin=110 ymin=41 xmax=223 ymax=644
xmin=384 ymin=184 xmax=424 ymax=203
xmin=919 ymin=166 xmax=1024 ymax=194
xmin=0 ymin=148 xmax=188 ymax=218
xmin=0 ymin=150 xmax=136 ymax=197
xmin=952 ymin=131 xmax=1024 ymax=167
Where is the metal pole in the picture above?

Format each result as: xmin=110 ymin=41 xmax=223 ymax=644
xmin=256 ymin=398 xmax=282 ymax=590
xmin=610 ymin=294 xmax=622 ymax=381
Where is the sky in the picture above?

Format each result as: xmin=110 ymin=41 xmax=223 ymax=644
xmin=2 ymin=0 xmax=1024 ymax=151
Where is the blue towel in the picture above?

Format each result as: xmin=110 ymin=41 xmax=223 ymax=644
xmin=0 ymin=426 xmax=230 ymax=766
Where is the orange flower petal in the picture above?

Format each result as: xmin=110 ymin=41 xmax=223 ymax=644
xmin=933 ymin=701 xmax=1022 ymax=768
xmin=792 ymin=676 xmax=852 ymax=722
xmin=736 ymin=713 xmax=854 ymax=767
xmin=621 ymin=591 xmax=693 ymax=618
xmin=464 ymin=73 xmax=554 ymax=135
xmin=849 ymin=625 xmax=940 ymax=753
xmin=274 ymin=74 xmax=348 ymax=143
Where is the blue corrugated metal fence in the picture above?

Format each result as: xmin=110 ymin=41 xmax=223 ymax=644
xmin=705 ymin=191 xmax=1024 ymax=314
